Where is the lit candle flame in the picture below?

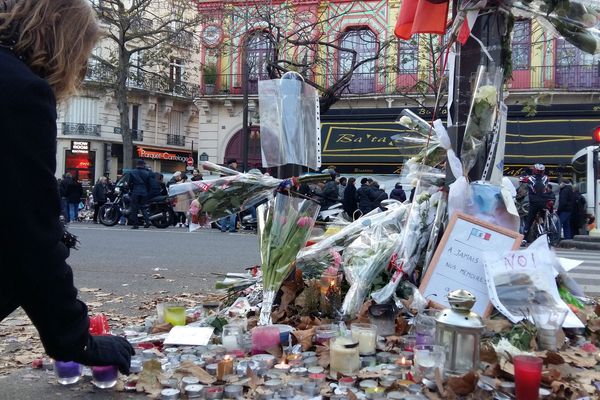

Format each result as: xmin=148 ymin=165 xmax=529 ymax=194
xmin=224 ymin=355 xmax=233 ymax=361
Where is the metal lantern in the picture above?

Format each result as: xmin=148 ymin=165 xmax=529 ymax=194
xmin=435 ymin=290 xmax=484 ymax=375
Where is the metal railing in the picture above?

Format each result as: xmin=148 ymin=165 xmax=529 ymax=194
xmin=167 ymin=134 xmax=186 ymax=146
xmin=197 ymin=65 xmax=600 ymax=96
xmin=84 ymin=64 xmax=199 ymax=98
xmin=62 ymin=122 xmax=101 ymax=136
xmin=113 ymin=127 xmax=144 ymax=141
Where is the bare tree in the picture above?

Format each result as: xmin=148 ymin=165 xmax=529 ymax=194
xmin=89 ymin=0 xmax=203 ymax=169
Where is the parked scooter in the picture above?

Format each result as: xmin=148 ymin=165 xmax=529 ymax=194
xmin=99 ymin=174 xmax=175 ymax=228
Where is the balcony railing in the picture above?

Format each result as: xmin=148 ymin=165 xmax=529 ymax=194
xmin=198 ymin=65 xmax=600 ymax=96
xmin=167 ymin=134 xmax=186 ymax=146
xmin=84 ymin=64 xmax=199 ymax=98
xmin=62 ymin=122 xmax=101 ymax=136
xmin=113 ymin=127 xmax=144 ymax=141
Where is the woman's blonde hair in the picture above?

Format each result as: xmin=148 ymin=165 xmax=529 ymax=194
xmin=0 ymin=0 xmax=102 ymax=101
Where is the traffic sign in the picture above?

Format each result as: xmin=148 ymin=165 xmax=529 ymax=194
xmin=187 ymin=157 xmax=194 ymax=166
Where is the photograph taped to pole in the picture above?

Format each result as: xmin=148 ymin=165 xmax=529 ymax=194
xmin=419 ymin=212 xmax=523 ymax=317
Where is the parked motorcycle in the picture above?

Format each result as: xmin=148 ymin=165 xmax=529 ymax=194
xmin=317 ymin=202 xmax=345 ymax=223
xmin=99 ymin=174 xmax=175 ymax=229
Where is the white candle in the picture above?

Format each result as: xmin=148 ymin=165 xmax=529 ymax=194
xmin=351 ymin=323 xmax=377 ymax=355
xmin=222 ymin=335 xmax=239 ymax=351
xmin=330 ymin=337 xmax=360 ymax=375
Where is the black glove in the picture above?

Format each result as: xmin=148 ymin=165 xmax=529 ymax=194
xmin=77 ymin=335 xmax=135 ymax=375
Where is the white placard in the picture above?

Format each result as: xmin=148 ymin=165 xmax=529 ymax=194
xmin=164 ymin=326 xmax=214 ymax=346
xmin=420 ymin=212 xmax=523 ymax=317
xmin=483 ymin=236 xmax=584 ymax=328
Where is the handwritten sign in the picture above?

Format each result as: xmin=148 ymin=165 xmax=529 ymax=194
xmin=419 ymin=212 xmax=522 ymax=317
xmin=483 ymin=235 xmax=584 ymax=328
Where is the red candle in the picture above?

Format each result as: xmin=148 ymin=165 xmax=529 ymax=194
xmin=514 ymin=355 xmax=543 ymax=400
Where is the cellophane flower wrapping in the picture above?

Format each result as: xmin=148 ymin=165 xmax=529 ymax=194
xmin=340 ymin=205 xmax=408 ymax=319
xmin=510 ymin=0 xmax=600 ymax=54
xmin=371 ymin=185 xmax=443 ymax=304
xmin=460 ymin=65 xmax=503 ymax=177
xmin=257 ymin=194 xmax=320 ymax=325
xmin=168 ymin=162 xmax=329 ymax=231
xmin=295 ymin=202 xmax=406 ymax=277
xmin=395 ymin=109 xmax=447 ymax=168
xmin=295 ymin=247 xmax=343 ymax=280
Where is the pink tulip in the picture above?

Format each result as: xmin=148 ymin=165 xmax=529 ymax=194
xmin=329 ymin=249 xmax=342 ymax=269
xmin=296 ymin=216 xmax=313 ymax=228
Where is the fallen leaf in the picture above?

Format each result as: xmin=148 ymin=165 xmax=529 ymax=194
xmin=484 ymin=318 xmax=512 ymax=333
xmin=265 ymin=345 xmax=283 ymax=359
xmin=150 ymin=322 xmax=173 ymax=334
xmin=79 ymin=287 xmax=101 ymax=292
xmin=480 ymin=342 xmax=498 ymax=364
xmin=175 ymin=361 xmax=216 ymax=385
xmin=446 ymin=371 xmax=478 ymax=396
xmin=541 ymin=368 xmax=561 ymax=385
xmin=395 ymin=315 xmax=409 ymax=336
xmin=136 ymin=359 xmax=163 ymax=396
xmin=291 ymin=327 xmax=315 ymax=351
xmin=560 ymin=347 xmax=598 ymax=368
xmin=544 ymin=351 xmax=565 ymax=365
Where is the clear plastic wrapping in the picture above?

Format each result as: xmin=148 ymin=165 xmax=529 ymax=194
xmin=394 ymin=109 xmax=446 ymax=168
xmin=258 ymin=72 xmax=321 ymax=169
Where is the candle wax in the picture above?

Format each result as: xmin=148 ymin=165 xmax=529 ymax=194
xmin=514 ymin=356 xmax=543 ymax=400
xmin=222 ymin=335 xmax=239 ymax=351
xmin=352 ymin=329 xmax=377 ymax=355
xmin=330 ymin=337 xmax=360 ymax=376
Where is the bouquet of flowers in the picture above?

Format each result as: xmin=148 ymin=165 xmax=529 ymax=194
xmin=257 ymin=193 xmax=320 ymax=325
xmin=295 ymin=247 xmax=343 ymax=280
xmin=340 ymin=205 xmax=408 ymax=318
xmin=395 ymin=109 xmax=447 ymax=168
xmin=168 ymin=161 xmax=329 ymax=230
xmin=460 ymin=65 xmax=503 ymax=176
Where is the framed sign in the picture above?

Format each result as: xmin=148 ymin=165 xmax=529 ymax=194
xmin=419 ymin=212 xmax=523 ymax=317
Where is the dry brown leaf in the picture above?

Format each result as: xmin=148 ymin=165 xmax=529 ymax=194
xmin=445 ymin=371 xmax=478 ymax=396
xmin=587 ymin=318 xmax=600 ymax=333
xmin=544 ymin=351 xmax=565 ymax=365
xmin=560 ymin=347 xmax=598 ymax=368
xmin=246 ymin=365 xmax=264 ymax=391
xmin=484 ymin=319 xmax=513 ymax=333
xmin=265 ymin=345 xmax=283 ymax=359
xmin=347 ymin=389 xmax=359 ymax=400
xmin=541 ymin=368 xmax=562 ymax=385
xmin=356 ymin=299 xmax=373 ymax=322
xmin=150 ymin=322 xmax=173 ymax=334
xmin=291 ymin=327 xmax=315 ymax=351
xmin=395 ymin=315 xmax=409 ymax=336
xmin=136 ymin=359 xmax=163 ymax=396
xmin=79 ymin=287 xmax=101 ymax=292
xmin=480 ymin=342 xmax=498 ymax=364
xmin=175 ymin=360 xmax=216 ymax=385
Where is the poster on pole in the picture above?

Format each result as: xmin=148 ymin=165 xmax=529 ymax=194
xmin=419 ymin=212 xmax=522 ymax=317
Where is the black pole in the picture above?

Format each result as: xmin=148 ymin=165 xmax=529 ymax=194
xmin=242 ymin=43 xmax=250 ymax=173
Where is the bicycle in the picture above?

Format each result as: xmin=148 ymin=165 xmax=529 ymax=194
xmin=527 ymin=201 xmax=560 ymax=247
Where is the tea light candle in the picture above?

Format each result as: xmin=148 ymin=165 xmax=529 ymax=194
xmin=338 ymin=376 xmax=356 ymax=387
xmin=265 ymin=379 xmax=283 ymax=391
xmin=359 ymin=379 xmax=378 ymax=390
xmin=361 ymin=356 xmax=377 ymax=368
xmin=303 ymin=356 xmax=318 ymax=367
xmin=302 ymin=351 xmax=317 ymax=358
xmin=307 ymin=366 xmax=324 ymax=374
xmin=224 ymin=384 xmax=243 ymax=398
xmin=290 ymin=367 xmax=308 ymax=376
xmin=387 ymin=391 xmax=407 ymax=400
xmin=287 ymin=353 xmax=303 ymax=367
xmin=182 ymin=376 xmax=200 ymax=386
xmin=289 ymin=379 xmax=305 ymax=393
xmin=309 ymin=372 xmax=326 ymax=384
xmin=205 ymin=386 xmax=224 ymax=400
xmin=160 ymin=388 xmax=180 ymax=400
xmin=206 ymin=363 xmax=219 ymax=376
xmin=302 ymin=382 xmax=320 ymax=395
xmin=365 ymin=386 xmax=385 ymax=399
xmin=380 ymin=375 xmax=397 ymax=388
xmin=251 ymin=354 xmax=276 ymax=369
xmin=236 ymin=360 xmax=260 ymax=376
xmin=274 ymin=360 xmax=291 ymax=372
xmin=185 ymin=384 xmax=204 ymax=399
xmin=202 ymin=352 xmax=218 ymax=364
xmin=376 ymin=352 xmax=394 ymax=364
xmin=396 ymin=356 xmax=412 ymax=380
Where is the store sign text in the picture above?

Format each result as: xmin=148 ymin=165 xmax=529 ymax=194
xmin=71 ymin=141 xmax=89 ymax=154
xmin=137 ymin=147 xmax=189 ymax=163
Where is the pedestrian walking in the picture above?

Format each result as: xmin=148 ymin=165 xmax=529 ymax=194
xmin=342 ymin=177 xmax=358 ymax=219
xmin=390 ymin=183 xmax=407 ymax=202
xmin=0 ymin=0 xmax=133 ymax=374
xmin=338 ymin=177 xmax=347 ymax=201
xmin=356 ymin=177 xmax=373 ymax=215
xmin=128 ymin=159 xmax=152 ymax=229
xmin=65 ymin=174 xmax=83 ymax=222
xmin=571 ymin=186 xmax=587 ymax=236
xmin=369 ymin=182 xmax=388 ymax=209
xmin=557 ymin=178 xmax=575 ymax=240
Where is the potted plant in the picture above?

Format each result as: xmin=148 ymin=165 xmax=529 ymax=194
xmin=203 ymin=64 xmax=217 ymax=95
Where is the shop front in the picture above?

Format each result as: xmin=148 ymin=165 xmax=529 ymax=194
xmin=320 ymin=104 xmax=599 ymax=179
xmin=135 ymin=146 xmax=197 ymax=174
xmin=64 ymin=140 xmax=95 ymax=192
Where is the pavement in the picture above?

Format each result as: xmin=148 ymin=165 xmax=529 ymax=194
xmin=557 ymin=234 xmax=600 ymax=251
xmin=0 ymin=225 xmax=599 ymax=399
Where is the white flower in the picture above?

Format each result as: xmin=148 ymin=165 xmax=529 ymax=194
xmin=399 ymin=115 xmax=414 ymax=128
xmin=416 ymin=192 xmax=431 ymax=203
xmin=475 ymin=85 xmax=497 ymax=106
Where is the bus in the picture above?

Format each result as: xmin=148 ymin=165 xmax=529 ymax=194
xmin=571 ymin=145 xmax=599 ymax=219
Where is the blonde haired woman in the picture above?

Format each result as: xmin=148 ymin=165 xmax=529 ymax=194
xmin=0 ymin=0 xmax=134 ymax=373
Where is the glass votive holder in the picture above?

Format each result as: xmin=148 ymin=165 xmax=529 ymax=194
xmin=251 ymin=326 xmax=280 ymax=355
xmin=368 ymin=304 xmax=396 ymax=337
xmin=329 ymin=336 xmax=360 ymax=376
xmin=221 ymin=323 xmax=244 ymax=351
xmin=91 ymin=365 xmax=119 ymax=388
xmin=413 ymin=344 xmax=446 ymax=381
xmin=414 ymin=309 xmax=440 ymax=346
xmin=400 ymin=335 xmax=417 ymax=352
xmin=164 ymin=304 xmax=186 ymax=326
xmin=314 ymin=324 xmax=339 ymax=345
xmin=160 ymin=388 xmax=180 ymax=400
xmin=351 ymin=323 xmax=377 ymax=355
xmin=513 ymin=355 xmax=543 ymax=400
xmin=54 ymin=360 xmax=82 ymax=385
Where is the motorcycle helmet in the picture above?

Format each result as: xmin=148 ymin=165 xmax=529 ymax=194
xmin=532 ymin=163 xmax=545 ymax=174
xmin=321 ymin=168 xmax=337 ymax=180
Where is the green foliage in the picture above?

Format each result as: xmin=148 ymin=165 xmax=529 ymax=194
xmin=492 ymin=319 xmax=537 ymax=351
xmin=203 ymin=64 xmax=218 ymax=85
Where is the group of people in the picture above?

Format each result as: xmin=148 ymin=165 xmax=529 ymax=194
xmin=308 ymin=169 xmax=415 ymax=220
xmin=516 ymin=163 xmax=589 ymax=242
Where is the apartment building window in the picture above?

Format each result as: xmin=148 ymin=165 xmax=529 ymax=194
xmin=169 ymin=58 xmax=184 ymax=92
xmin=555 ymin=38 xmax=600 ymax=89
xmin=512 ymin=20 xmax=531 ymax=70
xmin=398 ymin=39 xmax=418 ymax=72
xmin=246 ymin=32 xmax=274 ymax=94
xmin=63 ymin=97 xmax=100 ymax=136
xmin=338 ymin=28 xmax=377 ymax=94
xmin=131 ymin=104 xmax=142 ymax=141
